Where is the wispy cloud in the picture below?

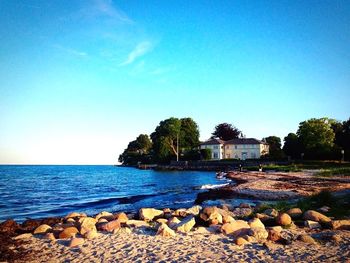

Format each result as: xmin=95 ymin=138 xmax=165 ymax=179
xmin=77 ymin=0 xmax=133 ymax=24
xmin=120 ymin=41 xmax=153 ymax=66
xmin=52 ymin=44 xmax=88 ymax=58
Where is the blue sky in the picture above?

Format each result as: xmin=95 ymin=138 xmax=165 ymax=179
xmin=0 ymin=0 xmax=349 ymax=164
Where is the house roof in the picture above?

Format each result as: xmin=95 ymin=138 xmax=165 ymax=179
xmin=200 ymin=138 xmax=267 ymax=145
xmin=200 ymin=138 xmax=225 ymax=145
xmin=225 ymin=138 xmax=267 ymax=145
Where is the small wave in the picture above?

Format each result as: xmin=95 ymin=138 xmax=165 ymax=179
xmin=173 ymin=200 xmax=193 ymax=204
xmin=200 ymin=183 xmax=229 ymax=190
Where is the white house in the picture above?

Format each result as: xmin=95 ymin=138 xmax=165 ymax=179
xmin=200 ymin=138 xmax=269 ymax=160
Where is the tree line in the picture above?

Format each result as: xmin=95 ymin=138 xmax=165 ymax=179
xmin=118 ymin=117 xmax=350 ymax=165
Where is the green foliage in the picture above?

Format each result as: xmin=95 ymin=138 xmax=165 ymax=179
xmin=151 ymin=117 xmax=200 ymax=163
xmin=262 ymin=136 xmax=285 ymax=159
xmin=283 ymin=133 xmax=302 ymax=159
xmin=315 ymin=167 xmax=350 ymax=177
xmin=297 ymin=118 xmax=336 ymax=159
xmin=118 ymin=134 xmax=152 ymax=165
xmin=211 ymin=123 xmax=242 ymax=141
xmin=200 ymin=148 xmax=212 ymax=160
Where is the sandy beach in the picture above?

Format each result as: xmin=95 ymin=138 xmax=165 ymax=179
xmin=16 ymin=227 xmax=350 ymax=262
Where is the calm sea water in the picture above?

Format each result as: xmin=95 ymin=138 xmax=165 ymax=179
xmin=0 ymin=165 xmax=228 ymax=222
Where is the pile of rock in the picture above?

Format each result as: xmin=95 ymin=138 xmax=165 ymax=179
xmin=3 ymin=203 xmax=349 ymax=249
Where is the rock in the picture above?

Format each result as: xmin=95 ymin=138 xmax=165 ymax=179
xmin=41 ymin=217 xmax=61 ymax=226
xmin=114 ymin=212 xmax=129 ymax=223
xmin=13 ymin=233 xmax=32 ymax=240
xmin=330 ymin=220 xmax=350 ymax=230
xmin=21 ymin=219 xmax=41 ymax=233
xmin=99 ymin=220 xmax=120 ymax=232
xmin=175 ymin=216 xmax=196 ymax=233
xmin=318 ymin=206 xmax=330 ymax=213
xmin=0 ymin=219 xmax=21 ymax=236
xmin=113 ymin=227 xmax=132 ymax=235
xmin=249 ymin=218 xmax=265 ymax=229
xmin=242 ymin=234 xmax=256 ymax=243
xmin=186 ymin=205 xmax=202 ymax=216
xmin=220 ymin=204 xmax=233 ymax=211
xmin=286 ymin=208 xmax=302 ymax=219
xmin=303 ymin=210 xmax=331 ymax=223
xmin=78 ymin=217 xmax=97 ymax=235
xmin=223 ymin=215 xmax=235 ymax=224
xmin=305 ymin=220 xmax=321 ymax=229
xmin=167 ymin=217 xmax=181 ymax=229
xmin=298 ymin=234 xmax=316 ymax=244
xmin=248 ymin=227 xmax=268 ymax=242
xmin=331 ymin=234 xmax=342 ymax=243
xmin=221 ymin=220 xmax=250 ymax=236
xmin=84 ymin=230 xmax=99 ymax=240
xmin=67 ymin=218 xmax=75 ymax=223
xmin=59 ymin=227 xmax=79 ymax=239
xmin=98 ymin=218 xmax=108 ymax=224
xmin=139 ymin=208 xmax=163 ymax=222
xmin=279 ymin=230 xmax=296 ymax=245
xmin=65 ymin=212 xmax=82 ymax=219
xmin=157 ymin=224 xmax=176 ymax=237
xmin=173 ymin=209 xmax=187 ymax=217
xmin=231 ymin=207 xmax=253 ymax=218
xmin=33 ymin=224 xmax=52 ymax=235
xmin=95 ymin=211 xmax=114 ymax=221
xmin=235 ymin=237 xmax=249 ymax=246
xmin=126 ymin=220 xmax=150 ymax=228
xmin=239 ymin=203 xmax=251 ymax=208
xmin=264 ymin=241 xmax=280 ymax=251
xmin=267 ymin=226 xmax=283 ymax=232
xmin=267 ymin=229 xmax=281 ymax=242
xmin=193 ymin=227 xmax=216 ymax=234
xmin=43 ymin=233 xmax=56 ymax=241
xmin=200 ymin=206 xmax=223 ymax=225
xmin=264 ymin=208 xmax=278 ymax=217
xmin=276 ymin=213 xmax=292 ymax=226
xmin=69 ymin=237 xmax=85 ymax=247
xmin=156 ymin=218 xmax=168 ymax=224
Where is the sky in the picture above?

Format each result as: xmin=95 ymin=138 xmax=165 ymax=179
xmin=0 ymin=0 xmax=349 ymax=164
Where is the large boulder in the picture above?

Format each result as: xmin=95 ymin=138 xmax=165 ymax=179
xmin=175 ymin=216 xmax=196 ymax=233
xmin=65 ymin=212 xmax=83 ymax=219
xmin=84 ymin=230 xmax=99 ymax=240
xmin=298 ymin=234 xmax=316 ymax=244
xmin=330 ymin=220 xmax=350 ymax=230
xmin=126 ymin=220 xmax=150 ymax=228
xmin=286 ymin=208 xmax=303 ymax=219
xmin=114 ymin=212 xmax=129 ymax=224
xmin=139 ymin=208 xmax=163 ymax=222
xmin=276 ymin=213 xmax=292 ymax=226
xmin=157 ymin=224 xmax=176 ymax=237
xmin=186 ymin=205 xmax=202 ymax=216
xmin=305 ymin=220 xmax=321 ymax=229
xmin=167 ymin=217 xmax=181 ymax=229
xmin=221 ymin=220 xmax=250 ymax=237
xmin=99 ymin=220 xmax=120 ymax=232
xmin=199 ymin=207 xmax=223 ymax=225
xmin=264 ymin=208 xmax=278 ymax=217
xmin=249 ymin=218 xmax=265 ymax=229
xmin=0 ymin=219 xmax=20 ymax=236
xmin=21 ymin=219 xmax=41 ymax=233
xmin=267 ymin=229 xmax=281 ymax=242
xmin=231 ymin=207 xmax=253 ymax=218
xmin=58 ymin=227 xmax=79 ymax=239
xmin=303 ymin=210 xmax=331 ymax=223
xmin=78 ymin=217 xmax=97 ymax=235
xmin=95 ymin=211 xmax=114 ymax=221
xmin=235 ymin=237 xmax=249 ymax=246
xmin=248 ymin=227 xmax=268 ymax=242
xmin=33 ymin=224 xmax=52 ymax=235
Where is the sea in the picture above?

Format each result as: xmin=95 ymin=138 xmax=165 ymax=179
xmin=0 ymin=165 xmax=235 ymax=222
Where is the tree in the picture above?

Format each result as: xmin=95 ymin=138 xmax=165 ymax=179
xmin=211 ymin=123 xmax=241 ymax=141
xmin=200 ymin=149 xmax=212 ymax=160
xmin=297 ymin=118 xmax=336 ymax=159
xmin=263 ymin=136 xmax=284 ymax=159
xmin=151 ymin=117 xmax=200 ymax=162
xmin=283 ymin=133 xmax=302 ymax=159
xmin=118 ymin=134 xmax=152 ymax=165
xmin=333 ymin=118 xmax=350 ymax=160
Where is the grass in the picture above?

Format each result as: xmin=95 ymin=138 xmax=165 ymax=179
xmin=315 ymin=167 xmax=350 ymax=177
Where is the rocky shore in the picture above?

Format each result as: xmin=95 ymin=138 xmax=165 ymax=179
xmin=196 ymin=171 xmax=350 ymax=203
xmin=1 ymin=201 xmax=350 ymax=262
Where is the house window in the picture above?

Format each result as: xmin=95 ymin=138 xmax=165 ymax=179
xmin=251 ymin=152 xmax=256 ymax=158
xmin=213 ymin=152 xmax=218 ymax=159
xmin=235 ymin=154 xmax=238 ymax=159
xmin=234 ymin=145 xmax=237 ymax=149
xmin=213 ymin=145 xmax=219 ymax=149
